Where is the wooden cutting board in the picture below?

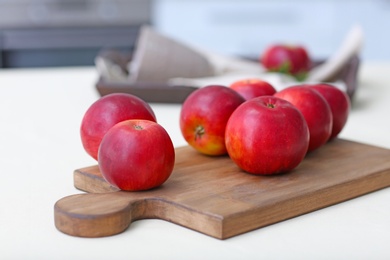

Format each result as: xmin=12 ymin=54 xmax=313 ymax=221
xmin=54 ymin=139 xmax=390 ymax=239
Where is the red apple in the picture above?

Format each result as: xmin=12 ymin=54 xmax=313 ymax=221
xmin=80 ymin=93 xmax=156 ymax=160
xmin=225 ymin=96 xmax=309 ymax=175
xmin=180 ymin=85 xmax=245 ymax=156
xmin=229 ymin=78 xmax=276 ymax=100
xmin=98 ymin=119 xmax=175 ymax=191
xmin=261 ymin=44 xmax=311 ymax=81
xmin=308 ymin=83 xmax=351 ymax=140
xmin=274 ymin=86 xmax=333 ymax=152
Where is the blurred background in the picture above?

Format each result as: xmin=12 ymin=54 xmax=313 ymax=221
xmin=0 ymin=0 xmax=389 ymax=68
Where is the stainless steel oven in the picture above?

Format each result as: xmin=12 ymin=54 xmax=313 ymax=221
xmin=0 ymin=0 xmax=151 ymax=68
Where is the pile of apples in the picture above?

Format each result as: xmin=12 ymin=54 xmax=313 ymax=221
xmin=79 ymin=43 xmax=350 ymax=191
xmin=80 ymin=93 xmax=175 ymax=191
xmin=180 ymin=81 xmax=350 ymax=175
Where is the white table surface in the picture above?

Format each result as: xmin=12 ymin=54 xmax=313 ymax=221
xmin=0 ymin=62 xmax=389 ymax=260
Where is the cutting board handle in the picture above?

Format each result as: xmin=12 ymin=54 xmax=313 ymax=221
xmin=54 ymin=192 xmax=156 ymax=237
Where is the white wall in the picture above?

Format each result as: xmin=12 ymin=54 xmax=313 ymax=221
xmin=152 ymin=0 xmax=390 ymax=61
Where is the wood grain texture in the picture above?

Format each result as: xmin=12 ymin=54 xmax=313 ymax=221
xmin=54 ymin=139 xmax=390 ymax=239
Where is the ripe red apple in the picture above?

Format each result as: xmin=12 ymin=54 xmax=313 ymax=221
xmin=98 ymin=119 xmax=175 ymax=191
xmin=229 ymin=78 xmax=276 ymax=100
xmin=80 ymin=93 xmax=156 ymax=160
xmin=180 ymin=85 xmax=245 ymax=156
xmin=261 ymin=44 xmax=311 ymax=81
xmin=308 ymin=83 xmax=351 ymax=140
xmin=274 ymin=86 xmax=333 ymax=152
xmin=225 ymin=96 xmax=309 ymax=175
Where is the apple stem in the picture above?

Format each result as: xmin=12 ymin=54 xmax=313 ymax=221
xmin=267 ymin=103 xmax=275 ymax=109
xmin=133 ymin=125 xmax=143 ymax=130
xmin=195 ymin=125 xmax=205 ymax=140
